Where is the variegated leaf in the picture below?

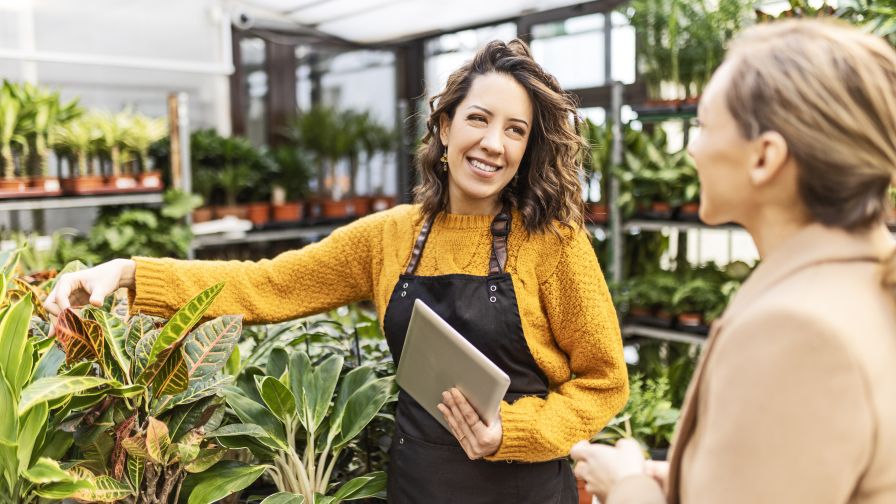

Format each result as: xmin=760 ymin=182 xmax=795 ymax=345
xmin=146 ymin=417 xmax=171 ymax=465
xmin=133 ymin=327 xmax=160 ymax=377
xmin=125 ymin=315 xmax=157 ymax=360
xmin=182 ymin=315 xmax=242 ymax=381
xmin=151 ymin=375 xmax=232 ymax=416
xmin=83 ymin=307 xmax=130 ymax=382
xmin=138 ymin=345 xmax=188 ymax=399
xmin=13 ymin=278 xmax=48 ymax=320
xmin=183 ymin=447 xmax=227 ymax=473
xmin=127 ymin=455 xmax=144 ymax=492
xmin=121 ymin=434 xmax=149 ymax=459
xmin=176 ymin=441 xmax=200 ymax=465
xmin=18 ymin=376 xmax=112 ymax=416
xmin=55 ymin=308 xmax=104 ymax=366
xmin=71 ymin=475 xmax=133 ymax=502
xmin=149 ymin=283 xmax=225 ymax=362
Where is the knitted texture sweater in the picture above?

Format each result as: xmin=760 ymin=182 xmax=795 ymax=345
xmin=131 ymin=204 xmax=628 ymax=462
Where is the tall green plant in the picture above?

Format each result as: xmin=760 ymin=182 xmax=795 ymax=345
xmin=0 ymin=81 xmax=26 ymax=179
xmin=215 ymin=348 xmax=395 ymax=503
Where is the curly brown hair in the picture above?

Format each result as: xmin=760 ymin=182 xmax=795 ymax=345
xmin=412 ymin=39 xmax=586 ymax=235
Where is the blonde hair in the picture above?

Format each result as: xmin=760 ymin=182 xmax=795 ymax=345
xmin=413 ymin=39 xmax=586 ymax=235
xmin=724 ymin=19 xmax=896 ymax=230
xmin=726 ymin=19 xmax=896 ymax=295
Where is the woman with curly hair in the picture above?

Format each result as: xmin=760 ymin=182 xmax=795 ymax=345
xmin=45 ymin=39 xmax=628 ymax=503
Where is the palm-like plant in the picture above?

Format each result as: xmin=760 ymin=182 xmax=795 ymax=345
xmin=0 ymin=82 xmax=25 ymax=179
xmin=93 ymin=111 xmax=131 ymax=177
xmin=52 ymin=116 xmax=99 ymax=177
xmin=121 ymin=114 xmax=167 ymax=174
xmin=18 ymin=83 xmax=81 ymax=177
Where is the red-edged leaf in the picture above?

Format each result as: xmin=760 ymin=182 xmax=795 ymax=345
xmin=137 ymin=345 xmax=188 ymax=398
xmin=55 ymin=308 xmax=104 ymax=365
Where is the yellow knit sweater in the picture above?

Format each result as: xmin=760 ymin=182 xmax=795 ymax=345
xmin=130 ymin=204 xmax=628 ymax=462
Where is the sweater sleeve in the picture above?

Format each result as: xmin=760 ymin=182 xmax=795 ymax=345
xmin=129 ymin=210 xmax=387 ymax=324
xmin=488 ymin=227 xmax=629 ymax=462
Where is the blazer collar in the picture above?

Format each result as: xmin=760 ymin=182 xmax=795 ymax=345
xmin=723 ymin=222 xmax=895 ymax=322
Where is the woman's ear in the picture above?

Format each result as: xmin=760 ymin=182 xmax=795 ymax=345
xmin=749 ymin=130 xmax=789 ymax=187
xmin=438 ymin=113 xmax=451 ymax=147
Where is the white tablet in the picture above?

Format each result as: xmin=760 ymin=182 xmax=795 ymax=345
xmin=396 ymin=298 xmax=511 ymax=432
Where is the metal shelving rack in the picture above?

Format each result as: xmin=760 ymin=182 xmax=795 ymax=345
xmin=0 ymin=193 xmax=163 ymax=212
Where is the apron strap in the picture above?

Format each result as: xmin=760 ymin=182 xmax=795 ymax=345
xmin=489 ymin=206 xmax=511 ymax=275
xmin=404 ymin=206 xmax=512 ymax=276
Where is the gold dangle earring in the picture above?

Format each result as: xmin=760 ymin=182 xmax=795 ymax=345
xmin=440 ymin=148 xmax=448 ymax=173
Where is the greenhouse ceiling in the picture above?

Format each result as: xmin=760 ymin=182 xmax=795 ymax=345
xmin=231 ymin=0 xmax=593 ymax=44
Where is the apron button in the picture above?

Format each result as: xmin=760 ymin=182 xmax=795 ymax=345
xmin=403 ymin=282 xmax=409 ymax=288
xmin=490 ymin=285 xmax=497 ymax=292
xmin=399 ymin=437 xmax=405 ymax=444
xmin=401 ymin=291 xmax=407 ymax=297
xmin=489 ymin=296 xmax=497 ymax=303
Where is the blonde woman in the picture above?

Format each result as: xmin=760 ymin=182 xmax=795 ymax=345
xmin=45 ymin=40 xmax=628 ymax=503
xmin=572 ymin=18 xmax=896 ymax=504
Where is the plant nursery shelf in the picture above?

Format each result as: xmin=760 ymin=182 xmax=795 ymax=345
xmin=0 ymin=192 xmax=164 ymax=212
xmin=192 ymin=225 xmax=340 ymax=249
xmin=622 ymin=324 xmax=707 ymax=345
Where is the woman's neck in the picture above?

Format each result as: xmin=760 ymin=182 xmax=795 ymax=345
xmin=743 ymin=206 xmax=814 ymax=258
xmin=447 ymin=196 xmax=502 ymax=216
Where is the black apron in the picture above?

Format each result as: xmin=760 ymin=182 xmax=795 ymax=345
xmin=382 ymin=209 xmax=577 ymax=504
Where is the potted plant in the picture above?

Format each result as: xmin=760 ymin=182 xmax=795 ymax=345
xmin=122 ymin=113 xmax=167 ymax=190
xmin=580 ymin=118 xmax=612 ymax=224
xmin=361 ymin=115 xmax=396 ymax=213
xmin=53 ymin=115 xmax=105 ymax=193
xmin=191 ymin=167 xmax=217 ymax=223
xmin=268 ymin=145 xmax=312 ymax=223
xmin=0 ymin=81 xmax=28 ymax=193
xmin=18 ymin=82 xmax=80 ymax=195
xmin=213 ymin=348 xmax=395 ymax=503
xmin=93 ymin=111 xmax=138 ymax=190
xmin=288 ymin=107 xmax=353 ymax=219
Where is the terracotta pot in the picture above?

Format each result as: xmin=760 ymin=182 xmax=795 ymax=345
xmin=106 ymin=175 xmax=139 ymax=190
xmin=138 ymin=170 xmax=163 ymax=189
xmin=677 ymin=312 xmax=703 ymax=327
xmin=305 ymin=196 xmax=324 ymax=219
xmin=0 ymin=178 xmax=27 ymax=192
xmin=370 ymin=195 xmax=396 ymax=212
xmin=656 ymin=309 xmax=674 ymax=322
xmin=349 ymin=196 xmax=372 ymax=217
xmin=679 ymin=202 xmax=700 ymax=215
xmin=61 ymin=175 xmax=105 ymax=194
xmin=629 ymin=305 xmax=653 ymax=318
xmin=246 ymin=202 xmax=271 ymax=226
xmin=272 ymin=202 xmax=304 ymax=222
xmin=28 ymin=177 xmax=61 ymax=193
xmin=651 ymin=201 xmax=672 ymax=213
xmin=215 ymin=205 xmax=248 ymax=219
xmin=191 ymin=206 xmax=214 ymax=223
xmin=577 ymin=478 xmax=593 ymax=504
xmin=587 ymin=202 xmax=608 ymax=224
xmin=322 ymin=199 xmax=351 ymax=219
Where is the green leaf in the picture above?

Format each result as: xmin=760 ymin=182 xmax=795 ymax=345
xmin=223 ymin=389 xmax=287 ymax=448
xmin=17 ymin=400 xmax=47 ymax=473
xmin=335 ymin=376 xmax=394 ymax=448
xmin=149 ymin=283 xmax=225 ymax=362
xmin=331 ymin=471 xmax=387 ymax=501
xmin=127 ymin=455 xmax=144 ymax=492
xmin=183 ymin=460 xmax=266 ymax=504
xmin=288 ymin=351 xmax=312 ymax=428
xmin=32 ymin=344 xmax=66 ymax=380
xmin=0 ymin=294 xmax=34 ymax=393
xmin=224 ymin=343 xmax=240 ymax=376
xmin=146 ymin=417 xmax=171 ymax=465
xmin=22 ymin=457 xmax=74 ymax=483
xmin=121 ymin=435 xmax=148 ymax=459
xmin=165 ymin=396 xmax=221 ymax=442
xmin=182 ymin=315 xmax=242 ymax=381
xmin=259 ymin=376 xmax=296 ymax=424
xmin=125 ymin=315 xmax=157 ymax=359
xmin=330 ymin=366 xmax=375 ymax=440
xmin=214 ymin=435 xmax=276 ymax=459
xmin=310 ymin=354 xmax=343 ymax=431
xmin=260 ymin=492 xmax=305 ymax=504
xmin=183 ymin=447 xmax=227 ymax=473
xmin=267 ymin=347 xmax=289 ymax=380
xmin=34 ymin=479 xmax=95 ymax=499
xmin=18 ymin=376 xmax=112 ymax=416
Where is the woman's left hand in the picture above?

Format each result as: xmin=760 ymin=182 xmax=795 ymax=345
xmin=437 ymin=388 xmax=502 ymax=460
xmin=570 ymin=438 xmax=646 ymax=500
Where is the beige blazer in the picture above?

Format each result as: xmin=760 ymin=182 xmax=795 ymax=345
xmin=608 ymin=223 xmax=896 ymax=504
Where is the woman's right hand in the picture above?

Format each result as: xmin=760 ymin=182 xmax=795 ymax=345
xmin=44 ymin=258 xmax=137 ymax=316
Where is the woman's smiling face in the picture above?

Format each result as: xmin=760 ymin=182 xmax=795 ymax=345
xmin=439 ymin=72 xmax=533 ymax=215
